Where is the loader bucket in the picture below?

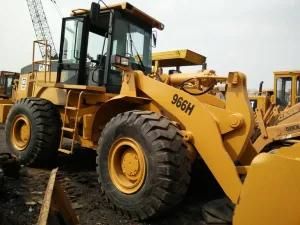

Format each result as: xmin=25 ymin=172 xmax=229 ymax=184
xmin=37 ymin=168 xmax=79 ymax=225
xmin=233 ymin=147 xmax=300 ymax=225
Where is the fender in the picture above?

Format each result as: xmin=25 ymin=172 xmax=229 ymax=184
xmin=91 ymin=95 xmax=151 ymax=142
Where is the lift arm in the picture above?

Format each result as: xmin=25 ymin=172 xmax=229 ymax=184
xmin=133 ymin=71 xmax=254 ymax=203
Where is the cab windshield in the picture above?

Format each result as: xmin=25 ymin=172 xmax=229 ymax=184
xmin=112 ymin=17 xmax=152 ymax=72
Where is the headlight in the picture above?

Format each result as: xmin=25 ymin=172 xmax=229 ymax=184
xmin=111 ymin=55 xmax=130 ymax=67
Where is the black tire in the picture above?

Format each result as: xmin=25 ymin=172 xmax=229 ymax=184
xmin=96 ymin=110 xmax=191 ymax=220
xmin=5 ymin=98 xmax=61 ymax=166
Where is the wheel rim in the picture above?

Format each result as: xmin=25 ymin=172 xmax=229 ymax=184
xmin=10 ymin=114 xmax=31 ymax=151
xmin=108 ymin=137 xmax=146 ymax=194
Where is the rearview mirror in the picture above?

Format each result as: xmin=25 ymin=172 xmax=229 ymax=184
xmin=152 ymin=30 xmax=157 ymax=48
xmin=90 ymin=2 xmax=100 ymax=21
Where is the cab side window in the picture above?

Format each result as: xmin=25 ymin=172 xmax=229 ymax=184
xmin=276 ymin=77 xmax=292 ymax=107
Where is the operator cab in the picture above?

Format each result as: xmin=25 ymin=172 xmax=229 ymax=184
xmin=274 ymin=71 xmax=300 ymax=107
xmin=0 ymin=71 xmax=19 ymax=99
xmin=58 ymin=2 xmax=164 ymax=93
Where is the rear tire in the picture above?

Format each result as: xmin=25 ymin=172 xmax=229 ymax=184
xmin=96 ymin=110 xmax=191 ymax=220
xmin=5 ymin=98 xmax=61 ymax=166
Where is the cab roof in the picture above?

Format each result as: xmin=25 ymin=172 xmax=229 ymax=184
xmin=152 ymin=49 xmax=206 ymax=67
xmin=72 ymin=2 xmax=164 ymax=30
xmin=274 ymin=71 xmax=300 ymax=76
xmin=0 ymin=71 xmax=19 ymax=76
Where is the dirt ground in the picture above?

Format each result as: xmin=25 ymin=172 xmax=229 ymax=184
xmin=0 ymin=125 xmax=228 ymax=225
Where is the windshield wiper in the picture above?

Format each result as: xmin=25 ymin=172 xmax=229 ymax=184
xmin=128 ymin=26 xmax=146 ymax=72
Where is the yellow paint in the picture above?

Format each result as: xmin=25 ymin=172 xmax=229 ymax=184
xmin=2 ymin=3 xmax=300 ymax=222
xmin=72 ymin=2 xmax=164 ymax=31
xmin=0 ymin=104 xmax=12 ymax=123
xmin=10 ymin=114 xmax=31 ymax=151
xmin=108 ymin=137 xmax=146 ymax=194
xmin=152 ymin=49 xmax=206 ymax=67
xmin=234 ymin=150 xmax=300 ymax=225
xmin=134 ymin=70 xmax=246 ymax=203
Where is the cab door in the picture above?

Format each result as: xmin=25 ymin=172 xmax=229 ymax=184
xmin=275 ymin=75 xmax=292 ymax=107
xmin=58 ymin=16 xmax=88 ymax=85
xmin=57 ymin=13 xmax=111 ymax=87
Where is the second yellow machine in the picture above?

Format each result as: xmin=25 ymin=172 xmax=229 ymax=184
xmin=1 ymin=2 xmax=300 ymax=224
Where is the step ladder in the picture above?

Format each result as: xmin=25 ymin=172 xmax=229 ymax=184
xmin=58 ymin=90 xmax=85 ymax=154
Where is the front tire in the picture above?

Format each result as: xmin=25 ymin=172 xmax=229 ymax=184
xmin=97 ymin=110 xmax=191 ymax=220
xmin=5 ymin=98 xmax=61 ymax=166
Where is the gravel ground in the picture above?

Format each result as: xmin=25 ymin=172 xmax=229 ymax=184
xmin=0 ymin=125 xmax=229 ymax=225
xmin=0 ymin=125 xmax=7 ymax=153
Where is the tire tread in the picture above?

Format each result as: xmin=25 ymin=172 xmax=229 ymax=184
xmin=96 ymin=110 xmax=191 ymax=220
xmin=5 ymin=97 xmax=61 ymax=166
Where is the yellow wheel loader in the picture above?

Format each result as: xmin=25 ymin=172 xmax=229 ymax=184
xmin=1 ymin=2 xmax=300 ymax=224
xmin=250 ymin=71 xmax=300 ymax=152
xmin=0 ymin=71 xmax=19 ymax=99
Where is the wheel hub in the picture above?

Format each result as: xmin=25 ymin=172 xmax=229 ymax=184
xmin=11 ymin=115 xmax=31 ymax=151
xmin=108 ymin=138 xmax=146 ymax=194
xmin=121 ymin=149 xmax=140 ymax=178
